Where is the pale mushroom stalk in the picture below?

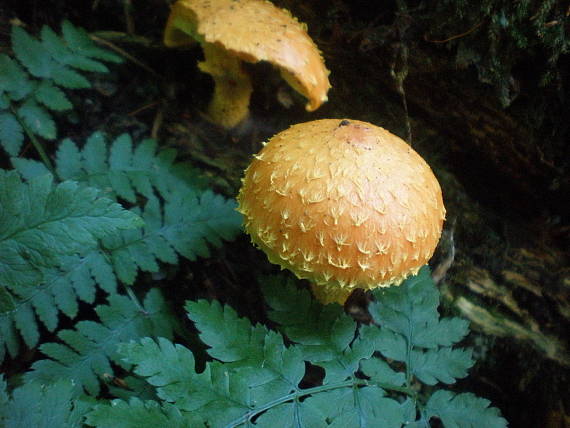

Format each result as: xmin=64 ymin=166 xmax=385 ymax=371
xmin=198 ymin=43 xmax=254 ymax=128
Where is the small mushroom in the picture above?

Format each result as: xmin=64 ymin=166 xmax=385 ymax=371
xmin=237 ymin=119 xmax=446 ymax=304
xmin=164 ymin=0 xmax=331 ymax=128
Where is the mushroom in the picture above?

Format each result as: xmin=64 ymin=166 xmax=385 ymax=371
xmin=237 ymin=119 xmax=446 ymax=304
xmin=164 ymin=0 xmax=331 ymax=128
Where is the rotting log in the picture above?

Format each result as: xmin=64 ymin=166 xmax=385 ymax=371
xmin=311 ymin=27 xmax=569 ymax=368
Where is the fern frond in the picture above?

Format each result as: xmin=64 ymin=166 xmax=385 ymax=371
xmin=368 ymin=267 xmax=474 ymax=385
xmin=425 ymin=391 xmax=508 ymax=428
xmin=0 ymin=251 xmax=118 ymax=360
xmin=87 ymin=303 xmax=404 ymax=427
xmin=0 ymin=170 xmax=142 ymax=289
xmin=299 ymin=387 xmax=406 ymax=428
xmin=0 ymin=21 xmax=121 ymax=156
xmin=0 ymin=54 xmax=34 ymax=101
xmin=86 ymin=272 xmax=508 ymax=426
xmin=52 ymin=132 xmax=210 ymax=201
xmin=0 ymin=170 xmax=142 ymax=359
xmin=261 ymin=276 xmax=353 ymax=354
xmin=35 ymin=80 xmax=73 ymax=111
xmin=0 ymin=134 xmax=241 ymax=357
xmin=0 ymin=170 xmax=141 ymax=290
xmin=0 ymin=113 xmax=24 ymax=157
xmin=0 ymin=376 xmax=93 ymax=428
xmin=86 ymin=398 xmax=203 ymax=428
xmin=14 ymin=132 xmax=242 ymax=285
xmin=24 ymin=289 xmax=177 ymax=396
xmin=4 ymin=133 xmax=241 ymax=361
xmin=16 ymin=98 xmax=56 ymax=140
xmin=60 ymin=21 xmax=122 ymax=65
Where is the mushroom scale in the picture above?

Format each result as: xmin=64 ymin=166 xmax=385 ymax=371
xmin=237 ymin=119 xmax=446 ymax=304
xmin=164 ymin=0 xmax=331 ymax=128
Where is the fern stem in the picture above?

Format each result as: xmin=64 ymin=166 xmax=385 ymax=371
xmin=124 ymin=285 xmax=146 ymax=313
xmin=223 ymin=378 xmax=413 ymax=427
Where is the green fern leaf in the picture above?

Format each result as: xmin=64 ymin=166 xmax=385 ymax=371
xmin=108 ymin=134 xmax=137 ymax=202
xmin=262 ymin=277 xmax=386 ymax=384
xmin=24 ymin=289 xmax=177 ymax=396
xmin=262 ymin=275 xmax=358 ymax=362
xmin=0 ymin=54 xmax=33 ymax=101
xmin=97 ymin=188 xmax=240 ymax=285
xmin=119 ymin=337 xmax=199 ymax=406
xmin=53 ymin=137 xmax=82 ymax=179
xmin=11 ymin=21 xmax=120 ymax=86
xmin=54 ymin=132 xmax=210 ymax=201
xmin=0 ymin=287 xmax=15 ymax=312
xmin=16 ymin=98 xmax=56 ymax=139
xmin=9 ymin=156 xmax=50 ymax=178
xmin=413 ymin=316 xmax=470 ymax=348
xmin=77 ymin=132 xmax=108 ymax=183
xmin=86 ymin=398 xmax=202 ymax=428
xmin=0 ymin=377 xmax=93 ymax=428
xmin=359 ymin=357 xmax=406 ymax=387
xmin=0 ymin=112 xmax=24 ymax=156
xmin=61 ymin=20 xmax=122 ymax=64
xmin=27 ymin=131 xmax=242 ymax=284
xmin=41 ymin=26 xmax=109 ymax=73
xmin=160 ymin=189 xmax=241 ymax=260
xmin=186 ymin=300 xmax=306 ymax=392
xmin=102 ymin=299 xmax=404 ymax=427
xmin=0 ymin=170 xmax=142 ymax=357
xmin=370 ymin=268 xmax=470 ymax=349
xmin=0 ymin=376 xmax=6 ymax=406
xmin=425 ymin=390 xmax=508 ymax=428
xmin=51 ymin=65 xmax=92 ymax=89
xmin=1 ymin=22 xmax=121 ymax=156
xmin=367 ymin=267 xmax=475 ymax=386
xmin=34 ymin=80 xmax=72 ymax=111
xmin=5 ymin=133 xmax=240 ymax=360
xmin=300 ymin=388 xmax=405 ymax=428
xmin=11 ymin=26 xmax=54 ymax=79
xmin=185 ymin=299 xmax=268 ymax=364
xmin=411 ymin=348 xmax=474 ymax=385
xmin=13 ymin=301 xmax=39 ymax=349
xmin=84 ymin=278 xmax=509 ymax=427
xmin=0 ymin=251 xmax=117 ymax=360
xmin=0 ymin=170 xmax=141 ymax=289
xmin=116 ymin=335 xmax=304 ymax=426
xmin=371 ymin=328 xmax=407 ymax=361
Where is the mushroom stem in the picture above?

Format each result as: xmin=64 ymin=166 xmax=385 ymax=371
xmin=198 ymin=43 xmax=253 ymax=128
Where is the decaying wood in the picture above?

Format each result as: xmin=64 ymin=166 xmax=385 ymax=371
xmin=314 ymin=31 xmax=570 ymax=368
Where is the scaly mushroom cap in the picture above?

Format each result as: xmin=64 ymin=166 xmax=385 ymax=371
xmin=237 ymin=119 xmax=446 ymax=304
xmin=164 ymin=0 xmax=330 ymax=112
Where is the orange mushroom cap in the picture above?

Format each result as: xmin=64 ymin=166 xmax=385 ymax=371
xmin=237 ymin=119 xmax=446 ymax=304
xmin=164 ymin=0 xmax=330 ymax=120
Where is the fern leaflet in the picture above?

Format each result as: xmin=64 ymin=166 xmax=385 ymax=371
xmin=86 ymin=398 xmax=201 ymax=428
xmin=85 ymin=269 xmax=506 ymax=427
xmin=0 ymin=170 xmax=142 ymax=359
xmin=424 ymin=390 xmax=508 ymax=428
xmin=368 ymin=268 xmax=473 ymax=385
xmin=13 ymin=132 xmax=242 ymax=284
xmin=0 ymin=376 xmax=93 ymax=428
xmin=3 ymin=133 xmax=241 ymax=361
xmin=0 ymin=21 xmax=121 ymax=156
xmin=24 ymin=288 xmax=177 ymax=396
